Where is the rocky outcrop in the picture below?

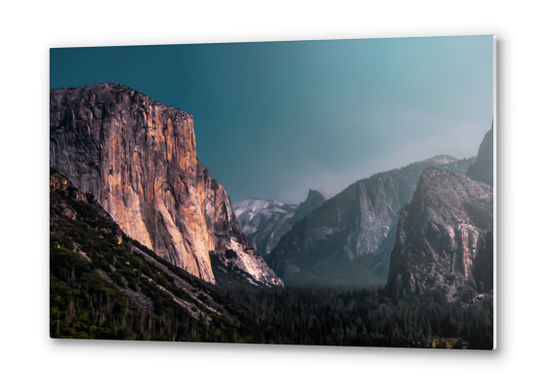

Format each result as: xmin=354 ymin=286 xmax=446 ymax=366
xmin=233 ymin=189 xmax=333 ymax=257
xmin=386 ymin=168 xmax=493 ymax=303
xmin=467 ymin=124 xmax=494 ymax=186
xmin=266 ymin=156 xmax=475 ymax=286
xmin=50 ymin=83 xmax=282 ymax=287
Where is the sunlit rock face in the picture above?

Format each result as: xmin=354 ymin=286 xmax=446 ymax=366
xmin=386 ymin=168 xmax=493 ymax=303
xmin=467 ymin=124 xmax=494 ymax=186
xmin=50 ymin=83 xmax=282 ymax=287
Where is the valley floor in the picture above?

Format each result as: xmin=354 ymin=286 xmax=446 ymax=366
xmin=222 ymin=286 xmax=493 ymax=349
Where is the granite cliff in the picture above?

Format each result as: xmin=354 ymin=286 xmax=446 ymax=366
xmin=50 ymin=83 xmax=282 ymax=287
xmin=266 ymin=155 xmax=475 ymax=286
xmin=50 ymin=168 xmax=245 ymax=337
xmin=386 ymin=168 xmax=493 ymax=303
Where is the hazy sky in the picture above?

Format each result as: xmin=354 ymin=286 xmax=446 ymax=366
xmin=50 ymin=36 xmax=494 ymax=204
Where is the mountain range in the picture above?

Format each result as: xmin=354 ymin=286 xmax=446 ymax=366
xmin=265 ymin=154 xmax=477 ymax=287
xmin=233 ymin=189 xmax=334 ymax=257
xmin=50 ymin=83 xmax=494 ymax=308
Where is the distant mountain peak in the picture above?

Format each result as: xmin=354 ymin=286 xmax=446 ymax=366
xmin=467 ymin=124 xmax=494 ymax=186
xmin=424 ymin=154 xmax=458 ymax=164
xmin=233 ymin=189 xmax=334 ymax=257
xmin=233 ymin=197 xmax=298 ymax=255
xmin=291 ymin=189 xmax=333 ymax=224
xmin=309 ymin=189 xmax=335 ymax=201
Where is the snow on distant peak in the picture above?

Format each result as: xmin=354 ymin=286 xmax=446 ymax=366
xmin=424 ymin=154 xmax=458 ymax=165
xmin=233 ymin=197 xmax=267 ymax=217
xmin=233 ymin=197 xmax=291 ymax=218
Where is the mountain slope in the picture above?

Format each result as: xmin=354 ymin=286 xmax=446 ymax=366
xmin=386 ymin=168 xmax=493 ymax=303
xmin=50 ymin=84 xmax=281 ymax=287
xmin=233 ymin=189 xmax=333 ymax=256
xmin=467 ymin=124 xmax=494 ymax=186
xmin=266 ymin=156 xmax=475 ymax=287
xmin=50 ymin=168 xmax=243 ymax=339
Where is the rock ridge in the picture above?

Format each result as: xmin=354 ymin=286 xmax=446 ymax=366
xmin=386 ymin=167 xmax=493 ymax=302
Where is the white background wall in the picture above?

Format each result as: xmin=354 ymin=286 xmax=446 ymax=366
xmin=1 ymin=1 xmax=540 ymax=382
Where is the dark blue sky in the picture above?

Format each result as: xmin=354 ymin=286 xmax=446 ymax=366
xmin=50 ymin=36 xmax=494 ymax=204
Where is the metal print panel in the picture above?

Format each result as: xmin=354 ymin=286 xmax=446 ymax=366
xmin=49 ymin=35 xmax=495 ymax=349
